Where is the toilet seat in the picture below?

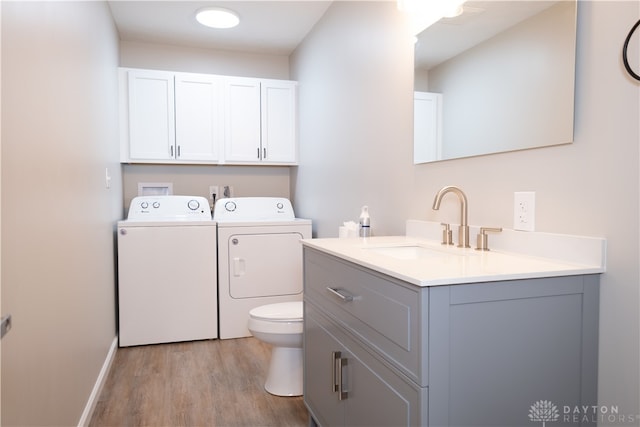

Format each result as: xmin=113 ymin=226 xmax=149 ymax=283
xmin=249 ymin=302 xmax=303 ymax=322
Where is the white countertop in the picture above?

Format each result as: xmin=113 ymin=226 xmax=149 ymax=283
xmin=301 ymin=223 xmax=606 ymax=287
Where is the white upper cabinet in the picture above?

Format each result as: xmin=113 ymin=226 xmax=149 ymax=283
xmin=223 ymin=77 xmax=298 ymax=165
xmin=121 ymin=69 xmax=222 ymax=164
xmin=223 ymin=77 xmax=262 ymax=163
xmin=261 ymin=80 xmax=298 ymax=164
xmin=120 ymin=68 xmax=298 ymax=165
xmin=174 ymin=73 xmax=222 ymax=162
xmin=126 ymin=69 xmax=176 ymax=161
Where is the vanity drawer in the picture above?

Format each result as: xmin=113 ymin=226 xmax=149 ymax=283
xmin=303 ymin=248 xmax=429 ymax=385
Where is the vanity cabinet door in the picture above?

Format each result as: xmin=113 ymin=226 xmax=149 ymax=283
xmin=304 ymin=303 xmax=345 ymax=427
xmin=428 ymin=276 xmax=599 ymax=427
xmin=304 ymin=302 xmax=426 ymax=427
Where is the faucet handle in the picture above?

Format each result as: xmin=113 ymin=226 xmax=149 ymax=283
xmin=440 ymin=223 xmax=454 ymax=245
xmin=475 ymin=227 xmax=502 ymax=251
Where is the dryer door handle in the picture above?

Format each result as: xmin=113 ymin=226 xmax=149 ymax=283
xmin=232 ymin=257 xmax=246 ymax=277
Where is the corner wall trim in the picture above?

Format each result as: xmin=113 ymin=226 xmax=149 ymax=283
xmin=77 ymin=336 xmax=118 ymax=427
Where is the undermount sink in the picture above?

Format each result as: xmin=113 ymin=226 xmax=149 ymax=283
xmin=365 ymin=245 xmax=451 ymax=260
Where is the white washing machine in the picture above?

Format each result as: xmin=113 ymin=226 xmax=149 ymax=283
xmin=214 ymin=197 xmax=312 ymax=339
xmin=117 ymin=195 xmax=217 ymax=347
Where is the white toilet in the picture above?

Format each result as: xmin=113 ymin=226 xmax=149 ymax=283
xmin=248 ymin=301 xmax=304 ymax=397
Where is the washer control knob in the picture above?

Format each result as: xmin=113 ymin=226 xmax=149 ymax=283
xmin=225 ymin=201 xmax=237 ymax=212
xmin=187 ymin=199 xmax=200 ymax=210
xmin=276 ymin=202 xmax=284 ymax=209
xmin=140 ymin=202 xmax=149 ymax=209
xmin=152 ymin=201 xmax=160 ymax=209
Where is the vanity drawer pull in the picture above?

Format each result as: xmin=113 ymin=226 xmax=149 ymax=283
xmin=326 ymin=287 xmax=354 ymax=302
xmin=331 ymin=351 xmax=340 ymax=392
xmin=331 ymin=351 xmax=348 ymax=400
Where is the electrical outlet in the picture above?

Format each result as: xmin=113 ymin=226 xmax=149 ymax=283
xmin=209 ymin=186 xmax=219 ymax=205
xmin=514 ymin=192 xmax=535 ymax=231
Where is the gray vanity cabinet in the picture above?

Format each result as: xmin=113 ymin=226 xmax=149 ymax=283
xmin=303 ymin=247 xmax=599 ymax=427
xmin=305 ymin=303 xmax=426 ymax=426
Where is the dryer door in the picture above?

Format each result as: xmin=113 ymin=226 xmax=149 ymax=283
xmin=227 ymin=232 xmax=304 ymax=298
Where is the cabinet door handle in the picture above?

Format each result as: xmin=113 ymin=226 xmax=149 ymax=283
xmin=326 ymin=287 xmax=354 ymax=302
xmin=170 ymin=145 xmax=174 ymax=157
xmin=337 ymin=354 xmax=348 ymax=401
xmin=263 ymin=147 xmax=267 ymax=159
xmin=331 ymin=351 xmax=340 ymax=393
xmin=257 ymin=147 xmax=260 ymax=159
xmin=177 ymin=145 xmax=181 ymax=157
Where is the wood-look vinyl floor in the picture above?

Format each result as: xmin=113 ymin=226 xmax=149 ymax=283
xmin=89 ymin=338 xmax=308 ymax=427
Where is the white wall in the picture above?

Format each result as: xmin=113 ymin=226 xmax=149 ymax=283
xmin=120 ymin=40 xmax=291 ymax=79
xmin=1 ymin=2 xmax=122 ymax=425
xmin=292 ymin=0 xmax=639 ymax=420
xmin=291 ymin=1 xmax=415 ymax=237
xmin=122 ymin=164 xmax=290 ymax=212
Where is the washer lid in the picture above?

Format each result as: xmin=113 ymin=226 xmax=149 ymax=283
xmin=249 ymin=302 xmax=303 ymax=321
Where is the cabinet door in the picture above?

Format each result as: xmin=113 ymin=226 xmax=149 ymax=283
xmin=261 ymin=80 xmax=297 ymax=164
xmin=304 ymin=304 xmax=345 ymax=427
xmin=175 ymin=73 xmax=222 ymax=162
xmin=305 ymin=303 xmax=425 ymax=427
xmin=414 ymin=91 xmax=442 ymax=164
xmin=223 ymin=77 xmax=261 ymax=162
xmin=428 ymin=278 xmax=598 ymax=427
xmin=127 ymin=69 xmax=175 ymax=160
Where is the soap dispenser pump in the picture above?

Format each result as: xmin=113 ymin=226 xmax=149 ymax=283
xmin=359 ymin=205 xmax=371 ymax=237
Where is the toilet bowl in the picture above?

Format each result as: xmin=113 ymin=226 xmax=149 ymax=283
xmin=248 ymin=301 xmax=304 ymax=397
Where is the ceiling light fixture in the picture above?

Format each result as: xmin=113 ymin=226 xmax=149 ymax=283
xmin=398 ymin=0 xmax=466 ymax=35
xmin=196 ymin=7 xmax=240 ymax=29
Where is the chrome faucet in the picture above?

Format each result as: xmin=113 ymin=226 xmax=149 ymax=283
xmin=432 ymin=186 xmax=470 ymax=248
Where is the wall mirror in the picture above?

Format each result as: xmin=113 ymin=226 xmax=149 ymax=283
xmin=413 ymin=1 xmax=577 ymax=164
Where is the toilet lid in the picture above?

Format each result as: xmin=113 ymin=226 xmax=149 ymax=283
xmin=249 ymin=301 xmax=303 ymax=321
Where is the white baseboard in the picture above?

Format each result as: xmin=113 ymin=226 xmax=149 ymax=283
xmin=77 ymin=336 xmax=118 ymax=427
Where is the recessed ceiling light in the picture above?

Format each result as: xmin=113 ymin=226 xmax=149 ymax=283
xmin=196 ymin=7 xmax=240 ymax=29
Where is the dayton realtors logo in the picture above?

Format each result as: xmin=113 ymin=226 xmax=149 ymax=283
xmin=529 ymin=400 xmax=639 ymax=425
xmin=529 ymin=400 xmax=560 ymax=427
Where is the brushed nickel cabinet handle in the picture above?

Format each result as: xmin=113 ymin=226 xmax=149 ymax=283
xmin=337 ymin=355 xmax=348 ymax=401
xmin=326 ymin=287 xmax=354 ymax=302
xmin=332 ymin=351 xmax=340 ymax=393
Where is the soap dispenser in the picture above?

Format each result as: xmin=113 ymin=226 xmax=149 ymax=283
xmin=359 ymin=206 xmax=371 ymax=237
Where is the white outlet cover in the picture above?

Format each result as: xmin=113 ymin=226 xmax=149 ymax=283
xmin=514 ymin=191 xmax=535 ymax=231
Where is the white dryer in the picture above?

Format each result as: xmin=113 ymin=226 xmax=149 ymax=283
xmin=214 ymin=197 xmax=312 ymax=339
xmin=117 ymin=195 xmax=217 ymax=347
